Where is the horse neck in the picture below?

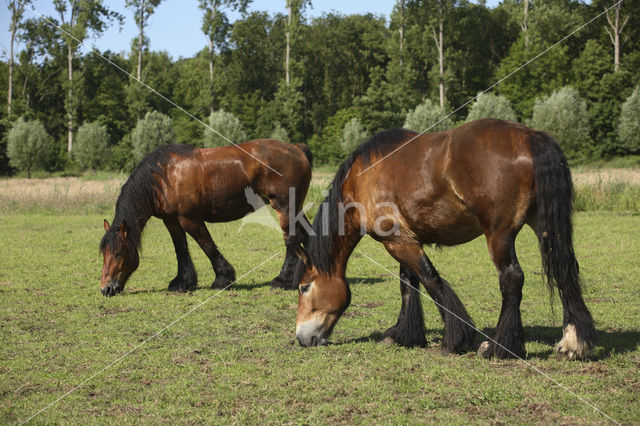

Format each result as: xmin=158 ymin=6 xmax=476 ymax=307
xmin=112 ymin=188 xmax=153 ymax=248
xmin=332 ymin=228 xmax=363 ymax=278
xmin=315 ymin=207 xmax=364 ymax=278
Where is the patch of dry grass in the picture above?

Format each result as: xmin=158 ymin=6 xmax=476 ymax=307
xmin=572 ymin=168 xmax=640 ymax=186
xmin=0 ymin=176 xmax=125 ymax=214
xmin=1 ymin=167 xmax=639 ymax=214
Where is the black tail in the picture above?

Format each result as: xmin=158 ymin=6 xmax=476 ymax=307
xmin=296 ymin=143 xmax=313 ymax=168
xmin=529 ymin=132 xmax=596 ymax=347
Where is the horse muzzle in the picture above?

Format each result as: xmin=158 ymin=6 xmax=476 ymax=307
xmin=296 ymin=319 xmax=328 ymax=347
xmin=101 ymin=281 xmax=123 ymax=297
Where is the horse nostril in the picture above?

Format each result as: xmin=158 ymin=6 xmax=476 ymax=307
xmin=311 ymin=335 xmax=317 ymax=346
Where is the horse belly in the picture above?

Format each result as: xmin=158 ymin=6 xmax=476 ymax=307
xmin=408 ymin=200 xmax=483 ymax=246
xmin=202 ymin=200 xmax=254 ymax=222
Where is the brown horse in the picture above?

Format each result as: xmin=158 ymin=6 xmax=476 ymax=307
xmin=100 ymin=139 xmax=312 ymax=296
xmin=294 ymin=119 xmax=596 ymax=360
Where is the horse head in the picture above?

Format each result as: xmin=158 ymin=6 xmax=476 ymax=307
xmin=99 ymin=219 xmax=139 ymax=296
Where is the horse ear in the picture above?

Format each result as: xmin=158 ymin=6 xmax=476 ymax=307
xmin=295 ymin=245 xmax=310 ymax=266
xmin=103 ymin=219 xmax=110 ymax=231
xmin=119 ymin=220 xmax=128 ymax=240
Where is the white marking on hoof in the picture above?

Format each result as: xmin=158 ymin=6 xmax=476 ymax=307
xmin=382 ymin=336 xmax=396 ymax=346
xmin=477 ymin=341 xmax=491 ymax=358
xmin=555 ymin=324 xmax=591 ymax=360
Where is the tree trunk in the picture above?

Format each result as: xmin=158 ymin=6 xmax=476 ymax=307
xmin=208 ymin=0 xmax=216 ymax=114
xmin=399 ymin=0 xmax=405 ymax=69
xmin=67 ymin=43 xmax=73 ymax=152
xmin=432 ymin=1 xmax=445 ymax=109
xmin=8 ymin=2 xmax=16 ymax=117
xmin=137 ymin=9 xmax=144 ymax=81
xmin=285 ymin=1 xmax=291 ymax=86
xmin=605 ymin=3 xmax=630 ymax=73
xmin=438 ymin=18 xmax=444 ymax=108
xmin=521 ymin=0 xmax=529 ymax=50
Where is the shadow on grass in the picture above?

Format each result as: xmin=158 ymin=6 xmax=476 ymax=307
xmin=519 ymin=326 xmax=640 ymax=360
xmin=347 ymin=276 xmax=387 ymax=286
xmin=340 ymin=326 xmax=640 ymax=360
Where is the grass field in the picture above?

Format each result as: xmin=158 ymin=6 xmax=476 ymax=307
xmin=1 ymin=171 xmax=639 ymax=423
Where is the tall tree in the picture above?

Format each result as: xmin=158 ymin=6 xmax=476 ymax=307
xmin=285 ymin=0 xmax=310 ymax=86
xmin=53 ymin=0 xmax=121 ymax=152
xmin=432 ymin=0 xmax=446 ymax=108
xmin=398 ymin=0 xmax=406 ymax=69
xmin=198 ymin=0 xmax=251 ymax=114
xmin=7 ymin=0 xmax=32 ymax=117
xmin=407 ymin=0 xmax=456 ymax=108
xmin=125 ymin=0 xmax=163 ymax=83
xmin=521 ymin=0 xmax=529 ymax=50
xmin=604 ymin=1 xmax=629 ymax=73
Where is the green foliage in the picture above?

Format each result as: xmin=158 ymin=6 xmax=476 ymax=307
xmin=269 ymin=122 xmax=289 ymax=142
xmin=530 ymin=86 xmax=590 ymax=160
xmin=340 ymin=117 xmax=368 ymax=154
xmin=108 ymin=134 xmax=136 ymax=172
xmin=307 ymin=107 xmax=359 ymax=165
xmin=6 ymin=118 xmax=55 ymax=178
xmin=618 ymin=86 xmax=640 ymax=154
xmin=3 ymin=0 xmax=640 ymax=168
xmin=572 ymin=40 xmax=637 ymax=158
xmin=496 ymin=38 xmax=571 ymax=118
xmin=131 ymin=111 xmax=175 ymax=161
xmin=404 ymin=99 xmax=453 ymax=132
xmin=72 ymin=121 xmax=110 ymax=171
xmin=466 ymin=92 xmax=517 ymax=122
xmin=203 ymin=109 xmax=247 ymax=147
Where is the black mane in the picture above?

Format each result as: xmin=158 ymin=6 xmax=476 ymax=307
xmin=99 ymin=144 xmax=196 ymax=254
xmin=306 ymin=128 xmax=417 ymax=274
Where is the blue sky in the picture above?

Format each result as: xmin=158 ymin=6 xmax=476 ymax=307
xmin=1 ymin=0 xmax=501 ymax=60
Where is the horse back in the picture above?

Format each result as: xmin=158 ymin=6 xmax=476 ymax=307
xmin=157 ymin=140 xmax=311 ymax=221
xmin=348 ymin=119 xmax=537 ymax=245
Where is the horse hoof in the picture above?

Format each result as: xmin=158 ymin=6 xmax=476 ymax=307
xmin=555 ymin=324 xmax=591 ymax=361
xmin=212 ymin=277 xmax=233 ymax=290
xmin=168 ymin=279 xmax=195 ymax=292
xmin=382 ymin=336 xmax=396 ymax=346
xmin=269 ymin=277 xmax=293 ymax=290
xmin=477 ymin=341 xmax=492 ymax=358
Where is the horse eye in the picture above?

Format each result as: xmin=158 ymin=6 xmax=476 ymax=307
xmin=300 ymin=284 xmax=310 ymax=294
xmin=114 ymin=252 xmax=122 ymax=259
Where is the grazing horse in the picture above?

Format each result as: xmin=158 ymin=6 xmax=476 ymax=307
xmin=100 ymin=140 xmax=312 ymax=296
xmin=294 ymin=119 xmax=596 ymax=360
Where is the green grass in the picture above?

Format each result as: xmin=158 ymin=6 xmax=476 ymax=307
xmin=1 ymin=211 xmax=638 ymax=423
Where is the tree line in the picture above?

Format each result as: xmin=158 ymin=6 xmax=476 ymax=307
xmin=1 ymin=0 xmax=639 ymax=176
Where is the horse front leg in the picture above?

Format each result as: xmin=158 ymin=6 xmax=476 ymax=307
xmin=177 ymin=216 xmax=236 ymax=290
xmin=383 ymin=240 xmax=476 ymax=354
xmin=382 ymin=265 xmax=427 ymax=348
xmin=163 ymin=217 xmax=198 ymax=292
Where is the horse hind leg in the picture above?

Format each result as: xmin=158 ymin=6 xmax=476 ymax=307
xmin=382 ymin=265 xmax=427 ymax=348
xmin=270 ymin=198 xmax=311 ymax=290
xmin=177 ymin=216 xmax=236 ymax=290
xmin=383 ymin=241 xmax=476 ymax=354
xmin=163 ymin=217 xmax=198 ymax=292
xmin=478 ymin=232 xmax=526 ymax=359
